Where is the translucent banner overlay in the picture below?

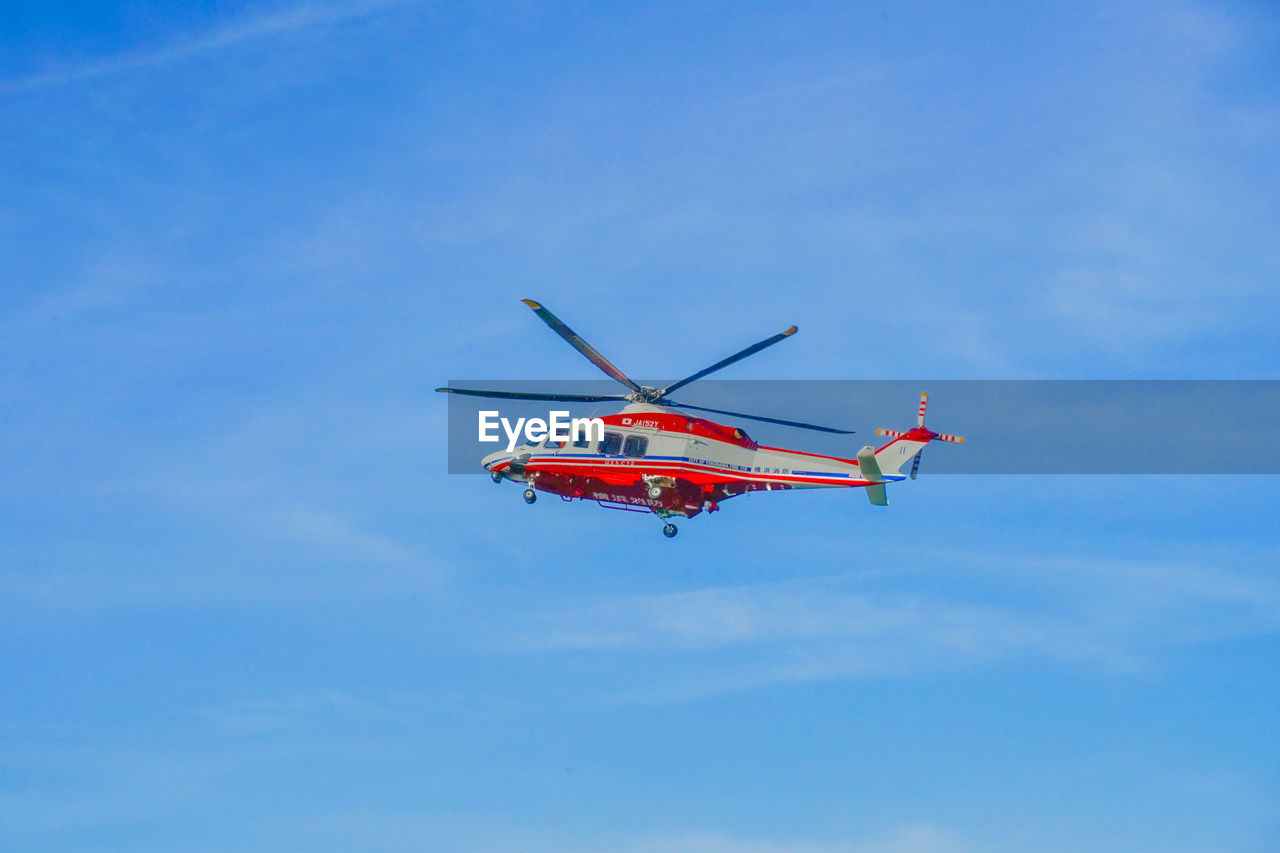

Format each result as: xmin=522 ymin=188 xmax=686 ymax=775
xmin=443 ymin=380 xmax=1280 ymax=474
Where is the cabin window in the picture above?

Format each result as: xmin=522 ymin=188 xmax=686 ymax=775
xmin=623 ymin=435 xmax=648 ymax=458
xmin=599 ymin=432 xmax=623 ymax=455
xmin=572 ymin=434 xmax=592 ymax=449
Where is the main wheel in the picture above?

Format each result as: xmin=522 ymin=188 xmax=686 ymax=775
xmin=647 ymin=485 xmax=663 ymax=500
xmin=662 ymin=523 xmax=677 ymax=538
xmin=523 ymin=488 xmax=537 ymax=504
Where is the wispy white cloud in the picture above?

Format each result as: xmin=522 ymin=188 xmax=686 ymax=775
xmin=606 ymin=825 xmax=972 ymax=853
xmin=200 ymin=689 xmax=375 ymax=733
xmin=137 ymin=396 xmax=447 ymax=584
xmin=154 ymin=473 xmax=444 ymax=586
xmin=0 ymin=0 xmax=411 ymax=94
xmin=1154 ymin=3 xmax=1240 ymax=61
xmin=0 ymin=451 xmax=444 ymax=615
xmin=259 ymin=813 xmax=973 ymax=853
xmin=507 ymin=547 xmax=1280 ymax=700
xmin=261 ymin=503 xmax=422 ymax=570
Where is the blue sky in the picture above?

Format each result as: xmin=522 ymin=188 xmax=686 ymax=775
xmin=2 ymin=1 xmax=1279 ymax=850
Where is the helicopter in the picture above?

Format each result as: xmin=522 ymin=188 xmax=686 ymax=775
xmin=438 ymin=299 xmax=963 ymax=538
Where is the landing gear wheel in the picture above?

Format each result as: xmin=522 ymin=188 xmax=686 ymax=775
xmin=523 ymin=488 xmax=537 ymax=504
xmin=648 ymin=485 xmax=663 ymax=500
xmin=491 ymin=470 xmax=503 ymax=484
xmin=662 ymin=522 xmax=678 ymax=539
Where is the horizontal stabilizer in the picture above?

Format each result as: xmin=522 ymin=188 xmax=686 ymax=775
xmin=857 ymin=445 xmax=887 ymax=505
xmin=856 ymin=445 xmax=884 ymax=482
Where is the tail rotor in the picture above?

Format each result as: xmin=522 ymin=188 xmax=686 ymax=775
xmin=875 ymin=391 xmax=964 ymax=480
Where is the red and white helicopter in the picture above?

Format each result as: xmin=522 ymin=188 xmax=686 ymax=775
xmin=439 ymin=300 xmax=963 ymax=537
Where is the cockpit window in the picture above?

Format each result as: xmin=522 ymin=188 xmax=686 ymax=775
xmin=623 ymin=435 xmax=648 ymax=458
xmin=598 ymin=432 xmax=623 ymax=455
xmin=545 ymin=437 xmax=564 ymax=449
xmin=572 ymin=434 xmax=592 ymax=449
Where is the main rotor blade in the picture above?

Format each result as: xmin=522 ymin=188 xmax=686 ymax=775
xmin=658 ymin=325 xmax=798 ymax=398
xmin=665 ymin=400 xmax=854 ymax=434
xmin=521 ymin=299 xmax=644 ymax=396
xmin=436 ymin=387 xmax=630 ymax=403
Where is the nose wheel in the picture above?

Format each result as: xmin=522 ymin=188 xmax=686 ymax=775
xmin=523 ymin=488 xmax=537 ymax=504
xmin=662 ymin=522 xmax=678 ymax=539
xmin=491 ymin=470 xmax=503 ymax=483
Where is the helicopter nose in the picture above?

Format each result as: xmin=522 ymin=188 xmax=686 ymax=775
xmin=481 ymin=449 xmax=507 ymax=471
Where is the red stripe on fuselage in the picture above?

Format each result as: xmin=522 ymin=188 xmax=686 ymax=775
xmin=523 ymin=456 xmax=875 ymax=488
